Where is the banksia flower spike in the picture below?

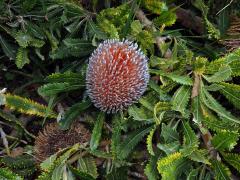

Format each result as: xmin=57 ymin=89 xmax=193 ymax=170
xmin=34 ymin=122 xmax=90 ymax=162
xmin=86 ymin=39 xmax=149 ymax=113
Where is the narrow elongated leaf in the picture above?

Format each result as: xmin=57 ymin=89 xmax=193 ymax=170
xmin=172 ymin=85 xmax=191 ymax=117
xmin=46 ymin=72 xmax=85 ymax=84
xmin=203 ymin=65 xmax=231 ymax=82
xmin=111 ymin=114 xmax=122 ymax=157
xmin=144 ymin=151 xmax=161 ymax=180
xmin=118 ymin=125 xmax=153 ymax=159
xmin=201 ymin=88 xmax=240 ymax=124
xmin=211 ymin=160 xmax=231 ymax=180
xmin=219 ymin=82 xmax=240 ymax=109
xmin=59 ymin=99 xmax=91 ymax=130
xmin=0 ymin=35 xmax=16 ymax=60
xmin=222 ymin=153 xmax=240 ymax=172
xmin=90 ymin=112 xmax=105 ymax=151
xmin=181 ymin=121 xmax=199 ymax=156
xmin=16 ymin=47 xmax=30 ymax=69
xmin=69 ymin=166 xmax=95 ymax=180
xmin=38 ymin=82 xmax=84 ymax=97
xmin=212 ymin=131 xmax=239 ymax=151
xmin=147 ymin=126 xmax=156 ymax=155
xmin=4 ymin=94 xmax=56 ymax=118
xmin=77 ymin=157 xmax=98 ymax=178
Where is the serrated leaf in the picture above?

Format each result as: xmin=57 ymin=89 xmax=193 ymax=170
xmin=128 ymin=105 xmax=153 ymax=121
xmin=189 ymin=149 xmax=210 ymax=165
xmin=157 ymin=141 xmax=180 ymax=155
xmin=15 ymin=31 xmax=32 ymax=48
xmin=147 ymin=126 xmax=156 ymax=155
xmin=203 ymin=65 xmax=231 ymax=82
xmin=161 ymin=123 xmax=179 ymax=143
xmin=16 ymin=47 xmax=30 ymax=69
xmin=106 ymin=166 xmax=128 ymax=180
xmin=153 ymin=10 xmax=176 ymax=27
xmin=201 ymin=104 xmax=240 ymax=132
xmin=90 ymin=112 xmax=105 ymax=151
xmin=40 ymin=153 xmax=58 ymax=171
xmin=219 ymin=82 xmax=240 ymax=110
xmin=0 ymin=168 xmax=23 ymax=180
xmin=46 ymin=71 xmax=85 ymax=84
xmin=77 ymin=157 xmax=98 ymax=179
xmin=200 ymin=87 xmax=240 ymax=124
xmin=212 ymin=130 xmax=239 ymax=151
xmin=118 ymin=125 xmax=153 ymax=159
xmin=0 ymin=35 xmax=16 ymax=60
xmin=144 ymin=0 xmax=168 ymax=14
xmin=144 ymin=151 xmax=161 ymax=180
xmin=4 ymin=93 xmax=56 ymax=118
xmin=59 ymin=99 xmax=91 ymax=130
xmin=211 ymin=160 xmax=231 ymax=180
xmin=38 ymin=82 xmax=84 ymax=97
xmin=222 ymin=153 xmax=240 ymax=173
xmin=172 ymin=85 xmax=191 ymax=117
xmin=181 ymin=121 xmax=199 ymax=156
xmin=157 ymin=152 xmax=185 ymax=180
xmin=69 ymin=166 xmax=95 ymax=180
xmin=111 ymin=114 xmax=122 ymax=157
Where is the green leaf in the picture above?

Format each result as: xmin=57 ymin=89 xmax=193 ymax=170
xmin=149 ymin=80 xmax=171 ymax=101
xmin=90 ymin=112 xmax=105 ymax=151
xmin=128 ymin=105 xmax=153 ymax=121
xmin=171 ymin=85 xmax=191 ymax=117
xmin=211 ymin=160 xmax=231 ymax=180
xmin=150 ymin=69 xmax=193 ymax=85
xmin=144 ymin=0 xmax=168 ymax=14
xmin=40 ymin=153 xmax=58 ymax=171
xmin=4 ymin=93 xmax=56 ymax=118
xmin=188 ymin=149 xmax=210 ymax=165
xmin=157 ymin=152 xmax=185 ymax=180
xmin=38 ymin=82 xmax=84 ymax=97
xmin=222 ymin=153 xmax=240 ymax=173
xmin=147 ymin=126 xmax=156 ymax=155
xmin=219 ymin=82 xmax=240 ymax=110
xmin=106 ymin=166 xmax=128 ymax=180
xmin=181 ymin=121 xmax=199 ymax=156
xmin=200 ymin=87 xmax=240 ymax=124
xmin=87 ymin=20 xmax=107 ymax=40
xmin=212 ymin=130 xmax=239 ymax=151
xmin=69 ymin=166 xmax=95 ymax=180
xmin=0 ymin=35 xmax=16 ymax=60
xmin=77 ymin=157 xmax=98 ymax=179
xmin=161 ymin=123 xmax=179 ymax=143
xmin=153 ymin=10 xmax=176 ymax=27
xmin=59 ymin=99 xmax=91 ymax=130
xmin=157 ymin=141 xmax=181 ymax=155
xmin=0 ymin=168 xmax=23 ymax=180
xmin=16 ymin=47 xmax=30 ymax=69
xmin=203 ymin=65 xmax=231 ymax=82
xmin=201 ymin=104 xmax=239 ymax=132
xmin=118 ymin=125 xmax=153 ymax=159
xmin=111 ymin=114 xmax=122 ymax=157
xmin=46 ymin=72 xmax=85 ymax=85
xmin=144 ymin=151 xmax=161 ymax=180
xmin=15 ymin=31 xmax=32 ymax=48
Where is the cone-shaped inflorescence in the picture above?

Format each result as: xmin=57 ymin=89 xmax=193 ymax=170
xmin=34 ymin=122 xmax=90 ymax=163
xmin=86 ymin=39 xmax=149 ymax=113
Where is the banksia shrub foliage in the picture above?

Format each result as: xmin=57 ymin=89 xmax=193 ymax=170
xmin=1 ymin=0 xmax=240 ymax=179
xmin=86 ymin=39 xmax=149 ymax=113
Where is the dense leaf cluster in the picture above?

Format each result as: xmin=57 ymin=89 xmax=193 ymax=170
xmin=0 ymin=0 xmax=240 ymax=179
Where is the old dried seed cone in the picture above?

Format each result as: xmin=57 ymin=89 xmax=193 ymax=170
xmin=34 ymin=122 xmax=90 ymax=163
